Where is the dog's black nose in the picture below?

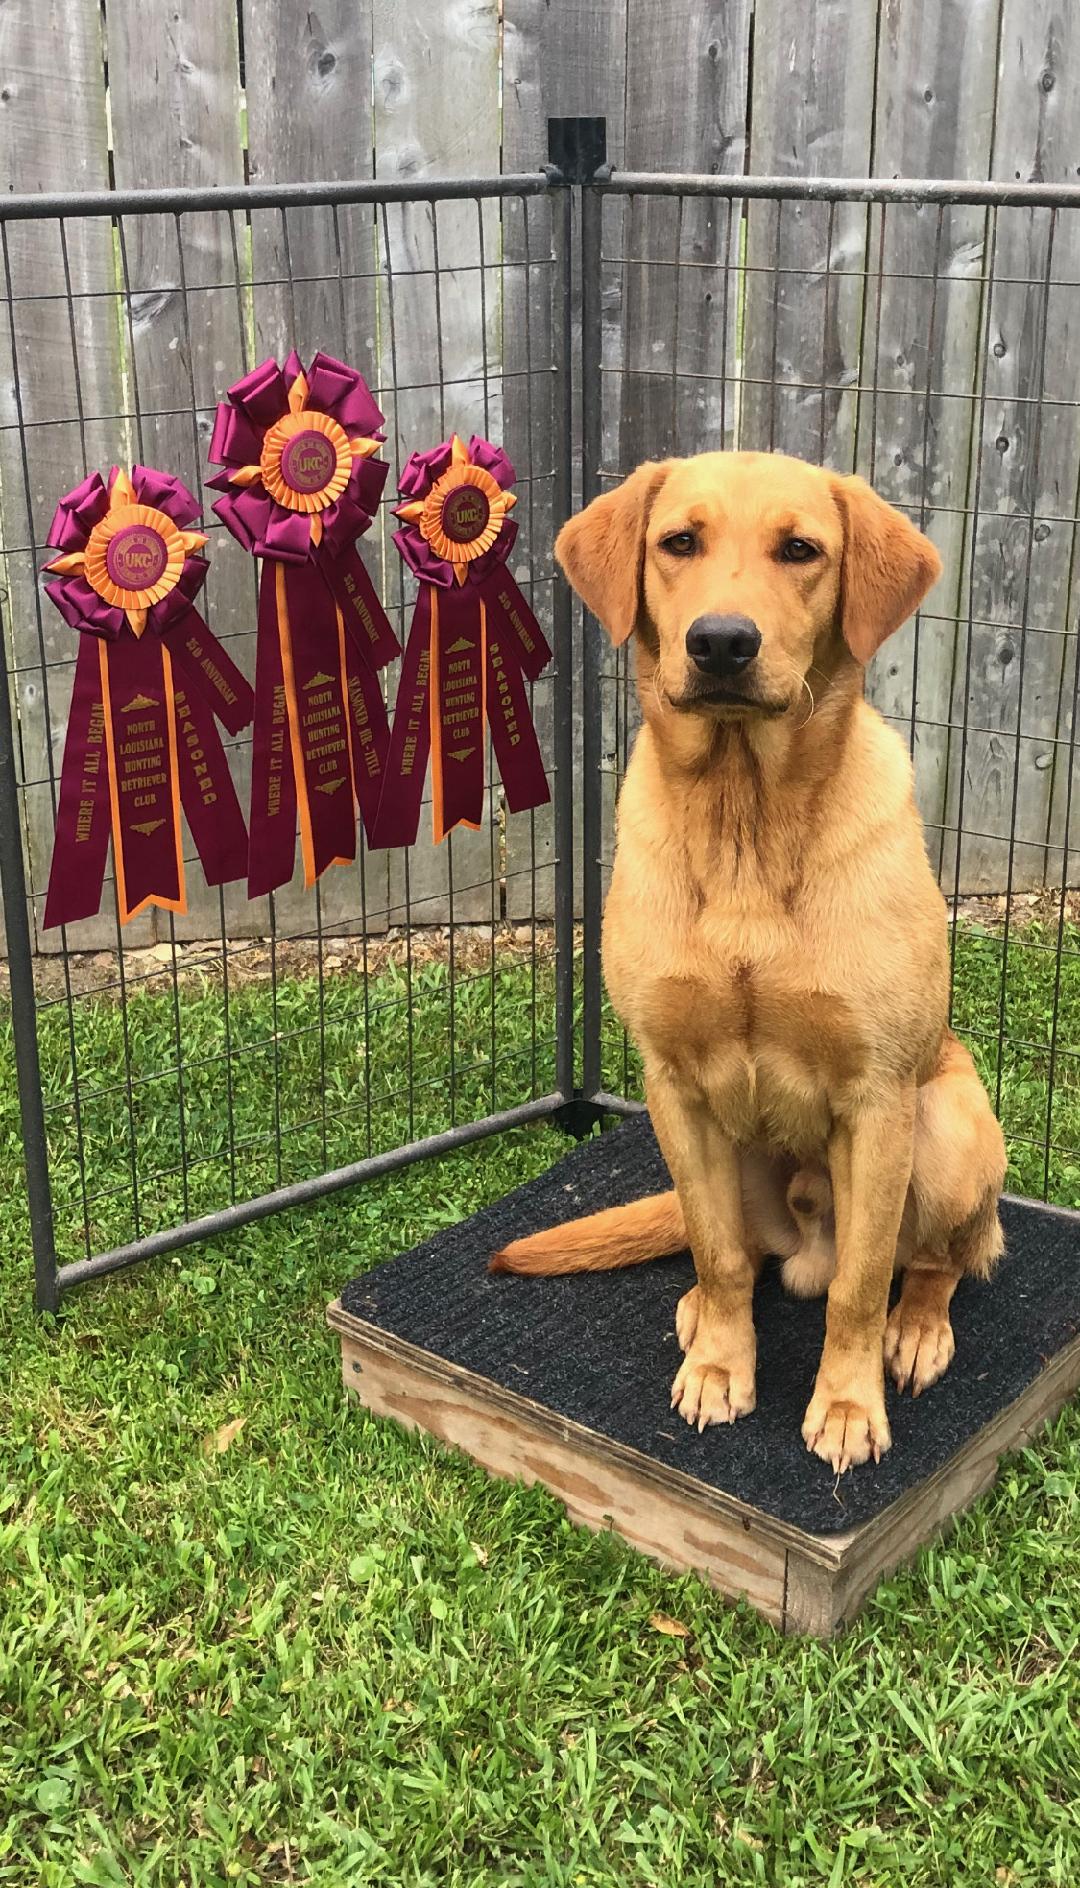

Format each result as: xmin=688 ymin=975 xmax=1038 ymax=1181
xmin=685 ymin=614 xmax=762 ymax=679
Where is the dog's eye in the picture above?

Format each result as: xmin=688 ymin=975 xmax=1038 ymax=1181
xmin=659 ymin=531 xmax=697 ymax=557
xmin=779 ymin=536 xmax=820 ymax=564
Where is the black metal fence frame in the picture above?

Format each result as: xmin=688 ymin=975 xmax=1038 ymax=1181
xmin=3 ymin=126 xmax=1080 ymax=1310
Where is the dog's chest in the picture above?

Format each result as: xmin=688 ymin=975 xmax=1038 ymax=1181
xmin=612 ymin=911 xmax=865 ymax=1151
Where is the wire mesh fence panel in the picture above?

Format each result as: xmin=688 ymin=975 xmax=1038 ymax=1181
xmin=6 ymin=164 xmax=1080 ymax=1309
xmin=586 ymin=176 xmax=1080 ymax=1208
xmin=0 ymin=176 xmax=569 ymax=1304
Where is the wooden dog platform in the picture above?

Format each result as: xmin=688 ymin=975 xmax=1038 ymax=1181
xmin=328 ymin=1117 xmax=1080 ymax=1634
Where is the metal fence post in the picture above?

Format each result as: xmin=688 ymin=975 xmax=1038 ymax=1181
xmin=547 ymin=118 xmax=609 ymax=1130
xmin=549 ymin=168 xmax=576 ymax=1108
xmin=0 ymin=590 xmax=60 ymax=1311
xmin=579 ymin=155 xmax=606 ymax=1107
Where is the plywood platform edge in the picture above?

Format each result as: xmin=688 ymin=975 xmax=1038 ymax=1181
xmin=328 ymin=1300 xmax=1080 ymax=1635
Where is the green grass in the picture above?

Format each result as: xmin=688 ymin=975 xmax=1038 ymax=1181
xmin=1 ymin=930 xmax=1079 ymax=1885
xmin=950 ymin=919 xmax=1080 ymax=1204
xmin=34 ymin=949 xmax=559 ymax=1265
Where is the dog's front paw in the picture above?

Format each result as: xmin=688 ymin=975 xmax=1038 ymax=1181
xmin=670 ymin=1290 xmax=756 ymax=1432
xmin=802 ymin=1378 xmax=891 ymax=1472
xmin=671 ymin=1354 xmax=756 ymax=1431
xmin=884 ymin=1297 xmax=955 ymax=1396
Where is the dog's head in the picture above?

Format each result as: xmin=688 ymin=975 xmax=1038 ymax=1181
xmin=555 ymin=451 xmax=941 ymax=720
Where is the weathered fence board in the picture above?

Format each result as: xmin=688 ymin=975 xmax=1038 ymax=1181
xmin=862 ymin=0 xmax=1000 ymax=889
xmin=245 ymin=2 xmax=378 ymax=381
xmin=959 ymin=3 xmax=1080 ymax=894
xmin=500 ymin=3 xmax=562 ymax=924
xmin=501 ymin=0 xmax=630 ymax=919
xmin=243 ymin=0 xmax=390 ymax=939
xmin=496 ymin=181 xmax=559 ymax=925
xmin=741 ymin=0 xmax=877 ymax=465
xmin=618 ymin=0 xmax=751 ymax=472
xmin=108 ymin=0 xmax=253 ymax=944
xmin=601 ymin=1 xmax=755 ymax=888
xmin=0 ymin=0 xmax=132 ymax=952
xmin=373 ymin=0 xmax=502 ymax=933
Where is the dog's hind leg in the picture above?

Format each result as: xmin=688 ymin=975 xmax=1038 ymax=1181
xmin=885 ymin=1187 xmax=1004 ymax=1395
xmin=884 ymin=1259 xmax=959 ymax=1395
xmin=885 ymin=1034 xmax=1006 ymax=1396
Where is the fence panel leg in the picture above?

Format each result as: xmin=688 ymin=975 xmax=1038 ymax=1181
xmin=551 ymin=181 xmax=578 ymax=1109
xmin=0 ymin=588 xmax=60 ymax=1311
xmin=580 ymin=176 xmax=606 ymax=1108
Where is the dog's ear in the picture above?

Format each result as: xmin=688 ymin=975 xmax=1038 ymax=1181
xmin=830 ymin=474 xmax=942 ymax=665
xmin=554 ymin=461 xmax=671 ymax=645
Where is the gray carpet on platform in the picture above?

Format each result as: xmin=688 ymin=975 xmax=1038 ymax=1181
xmin=339 ymin=1116 xmax=1080 ymax=1535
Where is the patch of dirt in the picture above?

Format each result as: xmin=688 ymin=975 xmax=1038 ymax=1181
xmin=952 ymin=888 xmax=1080 ymax=931
xmin=5 ymin=923 xmax=562 ymax=1004
xmin=3 ymin=888 xmax=1077 ymax=1005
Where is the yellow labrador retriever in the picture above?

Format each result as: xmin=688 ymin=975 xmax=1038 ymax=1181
xmin=494 ymin=452 xmax=1006 ymax=1473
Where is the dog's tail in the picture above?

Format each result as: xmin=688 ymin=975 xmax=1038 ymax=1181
xmin=489 ymin=1190 xmax=685 ymax=1276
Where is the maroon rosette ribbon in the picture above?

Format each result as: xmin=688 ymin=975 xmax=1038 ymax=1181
xmin=371 ymin=433 xmax=550 ymax=848
xmin=208 ymin=351 xmax=398 ymax=895
xmin=41 ymin=465 xmax=253 ymax=929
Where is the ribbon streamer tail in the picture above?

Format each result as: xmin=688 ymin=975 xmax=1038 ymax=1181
xmin=429 ymin=583 xmax=487 ymax=845
xmin=163 ymin=605 xmax=256 ymax=734
xmin=327 ymin=546 xmax=401 ymax=670
xmin=341 ymin=621 xmax=393 ymax=845
xmin=99 ymin=635 xmax=186 ymax=924
xmin=484 ymin=573 xmax=552 ymax=680
xmin=368 ymin=586 xmax=433 ymax=850
xmin=486 ymin=630 xmax=551 ymax=815
xmin=173 ymin=677 xmax=249 ymax=887
xmin=280 ymin=562 xmax=357 ymax=885
xmin=43 ymin=633 xmax=112 ymax=929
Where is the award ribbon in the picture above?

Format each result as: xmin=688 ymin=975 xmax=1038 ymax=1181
xmin=372 ymin=434 xmax=551 ymax=848
xmin=208 ymin=351 xmax=398 ymax=895
xmin=42 ymin=466 xmax=253 ymax=928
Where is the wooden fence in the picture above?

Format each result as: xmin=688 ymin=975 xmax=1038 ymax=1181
xmin=2 ymin=0 xmax=1079 ymax=950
